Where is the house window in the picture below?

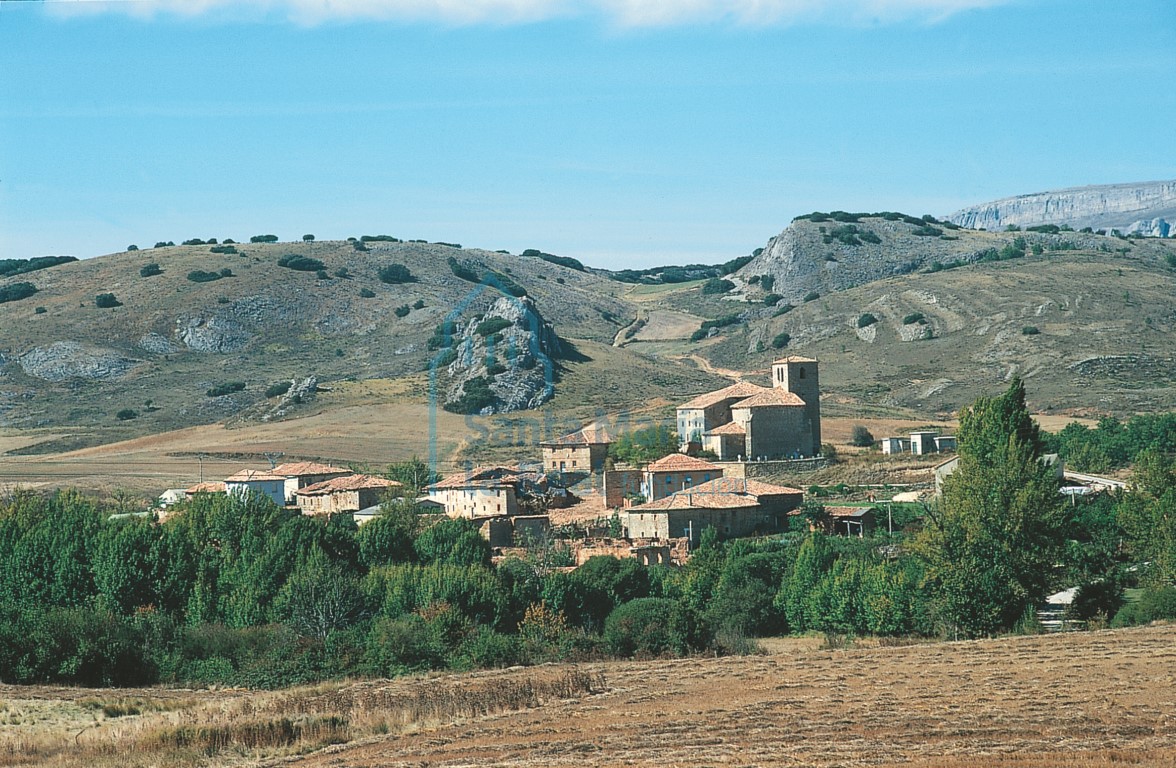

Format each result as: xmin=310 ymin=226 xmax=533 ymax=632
xmin=665 ymin=475 xmax=673 ymax=485
xmin=799 ymin=367 xmax=806 ymax=379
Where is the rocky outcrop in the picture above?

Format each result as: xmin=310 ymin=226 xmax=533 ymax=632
xmin=176 ymin=314 xmax=252 ymax=353
xmin=18 ymin=342 xmax=141 ymax=382
xmin=443 ymin=296 xmax=562 ymax=414
xmin=738 ymin=217 xmax=989 ymax=305
xmin=230 ymin=375 xmax=319 ymax=425
xmin=948 ymin=180 xmax=1176 ymax=234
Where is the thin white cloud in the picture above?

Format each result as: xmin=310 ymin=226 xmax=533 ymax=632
xmin=47 ymin=0 xmax=1014 ymax=27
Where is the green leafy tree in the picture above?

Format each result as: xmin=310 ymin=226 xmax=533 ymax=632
xmin=413 ymin=518 xmax=491 ymax=567
xmin=916 ymin=378 xmax=1064 ymax=637
xmin=1117 ymin=449 xmax=1176 ymax=587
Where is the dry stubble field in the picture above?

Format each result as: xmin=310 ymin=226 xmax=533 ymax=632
xmin=2 ymin=624 xmax=1174 ymax=768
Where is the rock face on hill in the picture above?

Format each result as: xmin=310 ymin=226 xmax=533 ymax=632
xmin=948 ymin=180 xmax=1176 ymax=236
xmin=442 ymin=296 xmax=562 ymax=414
xmin=738 ymin=216 xmax=1005 ymax=304
xmin=18 ymin=342 xmax=142 ymax=382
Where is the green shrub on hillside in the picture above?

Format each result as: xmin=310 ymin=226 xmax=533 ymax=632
xmin=187 ymin=270 xmax=223 ymax=283
xmin=412 ymin=299 xmax=425 ymax=310
xmin=772 ymin=332 xmax=791 ymax=349
xmin=116 ymin=409 xmax=138 ymax=421
xmin=209 ymin=245 xmax=237 ymax=254
xmin=857 ymin=313 xmax=878 ymax=328
xmin=378 ymin=263 xmax=415 ymax=284
xmin=394 ymin=305 xmax=410 ymax=318
xmin=759 ymin=275 xmax=775 ymax=291
xmin=448 ymin=257 xmax=480 ymax=283
xmin=773 ymin=303 xmax=795 ymax=317
xmin=803 ymin=291 xmax=820 ymax=302
xmin=139 ymin=263 xmax=162 ymax=277
xmin=0 ymin=282 xmax=38 ymax=304
xmin=95 ymin=293 xmax=121 ymax=308
xmin=476 ymin=317 xmax=512 ymax=337
xmin=521 ymin=249 xmax=585 ymax=272
xmin=0 ymin=256 xmax=77 ymax=279
xmin=250 ymin=234 xmax=279 ymax=243
xmin=127 ymin=245 xmax=139 ymax=251
xmin=265 ymin=381 xmax=293 ymax=399
xmin=206 ymin=381 xmax=246 ymax=397
xmin=701 ymin=277 xmax=735 ymax=294
xmin=277 ymin=254 xmax=325 ymax=272
xmin=34 ymin=306 xmax=46 ymax=314
xmin=902 ymin=312 xmax=925 ymax=325
xmin=762 ymin=293 xmax=783 ymax=306
xmin=360 ymin=234 xmax=400 ymax=242
xmin=154 ymin=241 xmax=175 ymax=248
xmin=302 ymin=234 xmax=315 ymax=242
xmin=443 ymin=376 xmax=497 ymax=414
xmin=1022 ymin=326 xmax=1040 ymax=335
xmin=359 ymin=288 xmax=377 ymax=298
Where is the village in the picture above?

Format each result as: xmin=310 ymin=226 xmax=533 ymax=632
xmin=155 ymin=356 xmax=1002 ymax=567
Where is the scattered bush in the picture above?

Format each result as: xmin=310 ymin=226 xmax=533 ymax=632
xmin=911 ymin=225 xmax=942 ymax=237
xmin=759 ymin=275 xmax=775 ymax=291
xmin=762 ymin=293 xmax=783 ymax=306
xmin=773 ymin=303 xmax=795 ymax=317
xmin=116 ymin=409 xmax=138 ymax=421
xmin=316 ymin=269 xmax=330 ymax=280
xmin=902 ymin=312 xmax=925 ymax=325
xmin=772 ymin=332 xmax=791 ymax=349
xmin=34 ymin=306 xmax=46 ymax=314
xmin=476 ymin=317 xmax=512 ymax=337
xmin=443 ymin=376 xmax=497 ymax=414
xmin=127 ymin=244 xmax=139 ymax=251
xmin=521 ymin=249 xmax=585 ymax=272
xmin=206 ymin=382 xmax=246 ymax=397
xmin=803 ymin=291 xmax=820 ymax=302
xmin=302 ymin=234 xmax=315 ymax=242
xmin=394 ymin=305 xmax=411 ymax=318
xmin=250 ymin=234 xmax=279 ymax=243
xmin=187 ymin=270 xmax=223 ymax=283
xmin=1022 ymin=326 xmax=1040 ymax=335
xmin=857 ymin=313 xmax=878 ymax=328
xmin=139 ymin=263 xmax=163 ymax=277
xmin=360 ymin=234 xmax=400 ymax=243
xmin=359 ymin=288 xmax=377 ymax=299
xmin=219 ymin=268 xmax=234 ymax=278
xmin=0 ymin=256 xmax=77 ymax=278
xmin=334 ymin=267 xmax=350 ymax=279
xmin=95 ymin=293 xmax=122 ymax=308
xmin=210 ymin=245 xmax=238 ymax=254
xmin=154 ymin=241 xmax=175 ymax=248
xmin=448 ymin=257 xmax=480 ymax=283
xmin=701 ymin=277 xmax=735 ymax=295
xmin=0 ymin=282 xmax=38 ymax=304
xmin=378 ymin=263 xmax=416 ymax=284
xmin=277 ymin=254 xmax=325 ymax=272
xmin=265 ymin=381 xmax=293 ymax=399
xmin=850 ymin=425 xmax=875 ymax=447
xmin=182 ymin=238 xmax=206 ymax=246
xmin=412 ymin=299 xmax=425 ymax=310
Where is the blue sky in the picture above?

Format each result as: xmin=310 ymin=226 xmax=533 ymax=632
xmin=1 ymin=0 xmax=1173 ymax=269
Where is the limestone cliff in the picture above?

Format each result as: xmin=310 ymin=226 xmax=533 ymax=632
xmin=947 ymin=180 xmax=1176 ymax=236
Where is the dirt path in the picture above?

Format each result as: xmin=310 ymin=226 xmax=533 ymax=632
xmin=286 ymin=624 xmax=1176 ymax=768
xmin=679 ymin=353 xmax=746 ymax=381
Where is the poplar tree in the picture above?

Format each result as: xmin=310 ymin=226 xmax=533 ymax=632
xmin=917 ymin=378 xmax=1064 ymax=637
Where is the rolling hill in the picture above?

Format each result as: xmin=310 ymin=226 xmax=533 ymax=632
xmin=2 ymin=214 xmax=1176 ymax=464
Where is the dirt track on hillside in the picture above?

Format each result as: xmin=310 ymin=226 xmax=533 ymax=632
xmin=283 ymin=624 xmax=1176 ymax=768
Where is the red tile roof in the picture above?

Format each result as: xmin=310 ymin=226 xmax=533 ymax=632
xmin=704 ymin=422 xmax=746 ymax=436
xmin=540 ymin=424 xmax=614 ymax=447
xmin=824 ymin=505 xmax=876 ymax=518
xmin=428 ymin=465 xmax=521 ymax=490
xmin=296 ymin=474 xmax=401 ymax=496
xmin=644 ymin=453 xmax=721 ymax=473
xmin=225 ymin=469 xmax=286 ymax=483
xmin=272 ymin=461 xmax=352 ymax=477
xmin=185 ymin=481 xmax=226 ymax=494
xmin=731 ymin=389 xmax=806 ymax=408
xmin=686 ymin=477 xmax=804 ymax=496
xmin=635 ymin=491 xmax=761 ymax=511
xmin=677 ymin=381 xmax=767 ymax=411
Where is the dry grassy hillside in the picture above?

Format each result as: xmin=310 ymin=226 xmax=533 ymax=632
xmin=679 ymin=239 xmax=1176 ymax=416
xmin=2 ymin=624 xmax=1173 ymax=768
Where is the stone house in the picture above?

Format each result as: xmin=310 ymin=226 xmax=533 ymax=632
xmin=640 ymin=453 xmax=723 ymax=502
xmin=427 ymin=466 xmax=522 ymax=519
xmin=273 ymin=461 xmax=353 ymax=505
xmin=626 ymin=477 xmax=802 ymax=544
xmin=224 ymin=469 xmax=287 ymax=507
xmin=680 ymin=357 xmax=822 ymax=460
xmin=540 ymin=424 xmax=613 ymax=474
xmin=295 ymin=474 xmax=401 ymax=517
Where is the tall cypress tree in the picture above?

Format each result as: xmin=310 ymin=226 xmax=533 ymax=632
xmin=916 ymin=377 xmax=1064 ymax=637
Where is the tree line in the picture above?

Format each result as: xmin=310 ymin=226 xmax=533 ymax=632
xmin=1 ymin=381 xmax=1174 ymax=688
